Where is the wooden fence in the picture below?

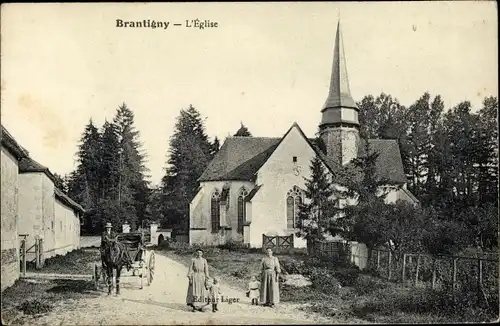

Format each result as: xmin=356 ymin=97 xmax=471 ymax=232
xmin=19 ymin=234 xmax=44 ymax=276
xmin=368 ymin=248 xmax=498 ymax=302
xmin=262 ymin=234 xmax=294 ymax=253
xmin=312 ymin=240 xmax=351 ymax=260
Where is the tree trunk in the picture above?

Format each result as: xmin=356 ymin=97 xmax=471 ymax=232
xmin=307 ymin=238 xmax=314 ymax=256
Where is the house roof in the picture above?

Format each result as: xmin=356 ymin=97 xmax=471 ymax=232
xmin=198 ymin=123 xmax=408 ymax=185
xmin=19 ymin=157 xmax=86 ymax=215
xmin=1 ymin=125 xmax=85 ymax=215
xmin=1 ymin=125 xmax=29 ymax=160
xmin=54 ymin=187 xmax=85 ymax=215
xmin=19 ymin=156 xmax=56 ymax=180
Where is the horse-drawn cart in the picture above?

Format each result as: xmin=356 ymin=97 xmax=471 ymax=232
xmin=94 ymin=232 xmax=155 ymax=290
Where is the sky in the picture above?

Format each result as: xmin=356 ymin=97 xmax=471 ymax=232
xmin=1 ymin=2 xmax=498 ymax=186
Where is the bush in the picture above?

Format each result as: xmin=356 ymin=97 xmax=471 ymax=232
xmin=17 ymin=299 xmax=53 ymax=315
xmin=218 ymin=239 xmax=248 ymax=252
xmin=354 ymin=274 xmax=388 ymax=296
xmin=334 ymin=267 xmax=360 ymax=287
xmin=280 ymin=258 xmax=305 ymax=275
xmin=302 ymin=257 xmax=333 ymax=272
xmin=308 ymin=267 xmax=341 ymax=294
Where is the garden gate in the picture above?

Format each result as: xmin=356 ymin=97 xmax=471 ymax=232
xmin=262 ymin=234 xmax=294 ymax=253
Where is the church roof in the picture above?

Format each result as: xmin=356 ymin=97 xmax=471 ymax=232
xmin=199 ymin=125 xmax=408 ymax=185
xmin=322 ymin=20 xmax=358 ymax=112
xmin=312 ymin=139 xmax=408 ymax=185
xmin=245 ymin=185 xmax=263 ymax=202
xmin=198 ymin=136 xmax=281 ymax=182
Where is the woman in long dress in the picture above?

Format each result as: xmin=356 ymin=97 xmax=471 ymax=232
xmin=186 ymin=249 xmax=210 ymax=312
xmin=259 ymin=248 xmax=281 ymax=307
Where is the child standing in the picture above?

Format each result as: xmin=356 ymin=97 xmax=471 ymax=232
xmin=208 ymin=277 xmax=221 ymax=312
xmin=247 ymin=276 xmax=261 ymax=305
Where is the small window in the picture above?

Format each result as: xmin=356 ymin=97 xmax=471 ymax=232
xmin=292 ymin=156 xmax=297 ymax=163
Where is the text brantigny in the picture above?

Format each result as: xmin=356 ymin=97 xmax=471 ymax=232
xmin=116 ymin=19 xmax=219 ymax=30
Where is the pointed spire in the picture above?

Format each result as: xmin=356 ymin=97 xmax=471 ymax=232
xmin=323 ymin=20 xmax=358 ymax=111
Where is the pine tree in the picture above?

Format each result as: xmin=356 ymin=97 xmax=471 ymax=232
xmin=234 ymin=122 xmax=252 ymax=137
xmin=52 ymin=173 xmax=68 ymax=193
xmin=99 ymin=120 xmax=121 ymax=199
xmin=161 ymin=105 xmax=214 ymax=230
xmin=113 ymin=103 xmax=150 ymax=229
xmin=296 ymin=155 xmax=339 ymax=252
xmin=65 ymin=119 xmax=103 ymax=233
xmin=336 ymin=140 xmax=397 ymax=266
xmin=69 ymin=119 xmax=102 ymax=209
xmin=210 ymin=137 xmax=221 ymax=158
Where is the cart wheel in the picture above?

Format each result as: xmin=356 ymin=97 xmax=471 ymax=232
xmin=94 ymin=264 xmax=100 ymax=290
xmin=147 ymin=252 xmax=155 ymax=286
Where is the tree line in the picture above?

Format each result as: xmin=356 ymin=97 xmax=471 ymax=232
xmin=298 ymin=94 xmax=498 ymax=261
xmin=57 ymin=93 xmax=497 ymax=247
xmin=54 ymin=103 xmax=150 ymax=233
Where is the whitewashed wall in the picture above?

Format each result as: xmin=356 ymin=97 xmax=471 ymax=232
xmin=18 ymin=173 xmax=44 ymax=261
xmin=189 ymin=180 xmax=254 ymax=245
xmin=1 ymin=148 xmax=20 ymax=291
xmin=249 ymin=125 xmax=317 ymax=248
xmin=54 ymin=200 xmax=80 ymax=256
xmin=18 ymin=171 xmax=80 ymax=260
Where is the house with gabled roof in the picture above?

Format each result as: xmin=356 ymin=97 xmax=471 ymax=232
xmin=1 ymin=124 xmax=85 ymax=290
xmin=18 ymin=155 xmax=85 ymax=259
xmin=189 ymin=20 xmax=419 ymax=248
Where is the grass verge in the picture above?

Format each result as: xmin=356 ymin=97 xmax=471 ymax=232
xmin=27 ymin=247 xmax=101 ymax=275
xmin=2 ymin=248 xmax=102 ymax=325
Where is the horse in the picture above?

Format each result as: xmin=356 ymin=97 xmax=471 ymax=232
xmin=101 ymin=238 xmax=132 ymax=295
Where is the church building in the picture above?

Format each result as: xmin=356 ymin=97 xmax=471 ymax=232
xmin=189 ymin=21 xmax=419 ymax=248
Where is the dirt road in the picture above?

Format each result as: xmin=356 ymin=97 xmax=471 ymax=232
xmin=19 ymin=253 xmax=339 ymax=325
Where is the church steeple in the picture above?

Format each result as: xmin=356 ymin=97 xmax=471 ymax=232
xmin=320 ymin=20 xmax=359 ymax=128
xmin=319 ymin=19 xmax=360 ymax=166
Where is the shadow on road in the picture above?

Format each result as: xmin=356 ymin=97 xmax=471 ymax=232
xmin=46 ymin=279 xmax=100 ymax=298
xmin=121 ymin=298 xmax=190 ymax=313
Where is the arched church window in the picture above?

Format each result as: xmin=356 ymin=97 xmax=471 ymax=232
xmin=286 ymin=186 xmax=304 ymax=229
xmin=211 ymin=190 xmax=221 ymax=233
xmin=286 ymin=196 xmax=295 ymax=228
xmin=237 ymin=187 xmax=248 ymax=234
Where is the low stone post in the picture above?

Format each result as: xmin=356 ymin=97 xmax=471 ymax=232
xmin=150 ymin=223 xmax=158 ymax=245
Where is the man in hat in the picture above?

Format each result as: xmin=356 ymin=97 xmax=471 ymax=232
xmin=101 ymin=223 xmax=116 ymax=247
xmin=100 ymin=223 xmax=116 ymax=264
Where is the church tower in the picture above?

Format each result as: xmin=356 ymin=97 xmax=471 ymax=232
xmin=319 ymin=20 xmax=360 ymax=166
